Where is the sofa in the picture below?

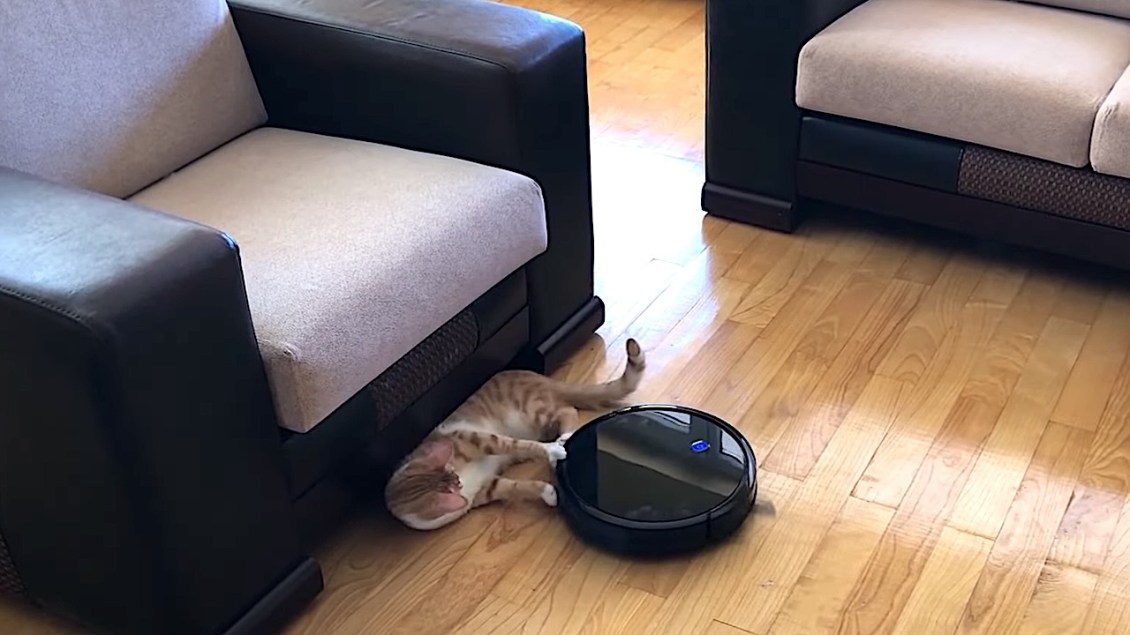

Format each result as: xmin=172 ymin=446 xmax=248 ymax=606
xmin=0 ymin=1 xmax=600 ymax=634
xmin=705 ymin=0 xmax=1130 ymax=268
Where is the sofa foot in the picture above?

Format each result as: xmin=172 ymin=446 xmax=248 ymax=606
xmin=520 ymin=296 xmax=605 ymax=372
xmin=223 ymin=558 xmax=323 ymax=635
xmin=702 ymin=182 xmax=799 ymax=232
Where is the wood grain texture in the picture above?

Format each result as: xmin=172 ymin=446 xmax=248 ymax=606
xmin=768 ymin=497 xmax=894 ymax=635
xmin=890 ymin=527 xmax=993 ymax=635
xmin=719 ymin=376 xmax=907 ymax=633
xmin=1015 ymin=563 xmax=1097 ymax=635
xmin=1052 ymin=293 xmax=1130 ymax=432
xmin=948 ymin=317 xmax=1089 ymax=538
xmin=8 ymin=2 xmax=1130 ymax=634
xmin=1081 ymin=496 xmax=1130 ymax=634
xmin=958 ymin=423 xmax=1091 ymax=635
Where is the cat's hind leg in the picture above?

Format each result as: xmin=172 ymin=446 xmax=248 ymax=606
xmin=471 ymin=477 xmax=557 ymax=508
xmin=551 ymin=406 xmax=581 ymax=444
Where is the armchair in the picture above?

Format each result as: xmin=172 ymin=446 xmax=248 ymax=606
xmin=0 ymin=2 xmax=600 ymax=635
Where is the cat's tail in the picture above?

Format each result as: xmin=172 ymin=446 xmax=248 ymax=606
xmin=552 ymin=338 xmax=646 ymax=410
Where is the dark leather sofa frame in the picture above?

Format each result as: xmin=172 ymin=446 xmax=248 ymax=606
xmin=704 ymin=0 xmax=1130 ymax=270
xmin=0 ymin=1 xmax=601 ymax=634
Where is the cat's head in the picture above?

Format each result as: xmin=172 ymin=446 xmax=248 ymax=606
xmin=385 ymin=438 xmax=468 ymax=527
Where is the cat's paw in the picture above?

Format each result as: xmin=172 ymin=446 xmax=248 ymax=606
xmin=542 ymin=441 xmax=567 ymax=466
xmin=541 ymin=484 xmax=558 ymax=507
xmin=556 ymin=430 xmax=575 ymax=444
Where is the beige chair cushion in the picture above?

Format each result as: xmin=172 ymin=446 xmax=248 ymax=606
xmin=1022 ymin=0 xmax=1130 ymax=19
xmin=1092 ymin=67 xmax=1130 ymax=179
xmin=0 ymin=1 xmax=265 ymax=198
xmin=796 ymin=0 xmax=1130 ymax=167
xmin=131 ymin=128 xmax=548 ymax=433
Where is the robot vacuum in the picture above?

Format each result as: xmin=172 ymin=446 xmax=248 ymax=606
xmin=555 ymin=404 xmax=758 ymax=556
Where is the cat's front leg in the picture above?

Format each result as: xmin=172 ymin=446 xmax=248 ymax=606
xmin=446 ymin=427 xmax=566 ymax=466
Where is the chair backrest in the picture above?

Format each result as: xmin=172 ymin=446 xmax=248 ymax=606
xmin=0 ymin=1 xmax=266 ymax=198
xmin=1020 ymin=0 xmax=1130 ymax=20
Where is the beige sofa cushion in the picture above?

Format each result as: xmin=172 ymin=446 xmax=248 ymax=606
xmin=1092 ymin=67 xmax=1130 ymax=179
xmin=1022 ymin=0 xmax=1130 ymax=19
xmin=796 ymin=0 xmax=1130 ymax=167
xmin=0 ymin=1 xmax=265 ymax=198
xmin=131 ymin=128 xmax=548 ymax=433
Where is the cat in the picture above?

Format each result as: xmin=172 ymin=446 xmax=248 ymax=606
xmin=385 ymin=338 xmax=646 ymax=530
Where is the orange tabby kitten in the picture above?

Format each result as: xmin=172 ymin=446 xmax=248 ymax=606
xmin=385 ymin=339 xmax=646 ymax=530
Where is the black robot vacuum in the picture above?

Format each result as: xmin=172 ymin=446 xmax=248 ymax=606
xmin=555 ymin=404 xmax=758 ymax=556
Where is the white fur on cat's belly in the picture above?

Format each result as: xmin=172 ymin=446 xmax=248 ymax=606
xmin=457 ymin=454 xmax=510 ymax=502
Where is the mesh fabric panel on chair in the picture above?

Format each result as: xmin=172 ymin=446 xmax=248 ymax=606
xmin=958 ymin=145 xmax=1130 ymax=231
xmin=366 ymin=309 xmax=480 ymax=430
xmin=0 ymin=532 xmax=26 ymax=597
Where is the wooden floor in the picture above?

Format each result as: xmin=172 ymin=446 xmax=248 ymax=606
xmin=9 ymin=0 xmax=1130 ymax=633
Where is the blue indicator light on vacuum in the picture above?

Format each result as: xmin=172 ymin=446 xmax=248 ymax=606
xmin=690 ymin=439 xmax=710 ymax=453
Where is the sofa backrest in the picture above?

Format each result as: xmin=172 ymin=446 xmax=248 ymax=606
xmin=0 ymin=1 xmax=266 ymax=198
xmin=1021 ymin=0 xmax=1130 ymax=19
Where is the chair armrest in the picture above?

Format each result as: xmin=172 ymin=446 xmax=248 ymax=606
xmin=706 ymin=0 xmax=867 ymax=203
xmin=0 ymin=169 xmax=301 ymax=635
xmin=229 ymin=0 xmax=597 ymax=351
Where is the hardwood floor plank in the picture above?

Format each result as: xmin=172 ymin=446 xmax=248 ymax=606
xmin=283 ymin=511 xmax=496 ymax=635
xmin=452 ymin=595 xmax=534 ymax=635
xmin=854 ymin=298 xmax=1007 ymax=508
xmin=1050 ymin=275 xmax=1106 ymax=326
xmin=876 ymin=255 xmax=985 ymax=384
xmin=835 ymin=352 xmax=1007 ymax=635
xmin=724 ymin=229 xmax=796 ymax=286
xmin=519 ymin=551 xmax=626 ymax=635
xmin=492 ymin=520 xmax=584 ymax=608
xmin=593 ymin=257 xmax=683 ymax=344
xmin=718 ymin=376 xmax=908 ymax=633
xmin=703 ymin=621 xmax=757 ymax=635
xmin=1049 ymin=339 xmax=1130 ymax=576
xmin=391 ymin=507 xmax=556 ymax=635
xmin=643 ymin=472 xmax=803 ymax=635
xmin=728 ymin=227 xmax=864 ymax=329
xmin=961 ymin=274 xmax=1062 ymax=400
xmin=767 ymin=497 xmax=895 ymax=635
xmin=1081 ymin=497 xmax=1130 ymax=634
xmin=793 ymin=242 xmax=913 ymax=366
xmin=1015 ymin=563 xmax=1097 ymax=635
xmin=577 ymin=583 xmax=664 ymax=635
xmin=1051 ymin=294 xmax=1130 ymax=432
xmin=1048 ymin=487 xmax=1127 ymax=575
xmin=764 ymin=279 xmax=925 ymax=479
xmin=702 ymin=259 xmax=866 ymax=425
xmin=893 ymin=242 xmax=951 ymax=285
xmin=664 ymin=320 xmax=763 ymax=407
xmin=948 ymin=317 xmax=1089 ymax=538
xmin=958 ymin=423 xmax=1092 ymax=635
xmin=967 ymin=263 xmax=1027 ymax=306
xmin=889 ymin=527 xmax=993 ymax=635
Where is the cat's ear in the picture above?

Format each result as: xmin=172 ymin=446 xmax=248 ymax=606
xmin=434 ymin=492 xmax=468 ymax=514
xmin=418 ymin=438 xmax=454 ymax=468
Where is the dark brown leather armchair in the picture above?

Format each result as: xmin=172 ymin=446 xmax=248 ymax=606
xmin=0 ymin=1 xmax=601 ymax=634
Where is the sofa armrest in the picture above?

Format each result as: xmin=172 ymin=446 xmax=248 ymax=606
xmin=229 ymin=0 xmax=597 ymax=353
xmin=706 ymin=0 xmax=867 ymax=206
xmin=0 ymin=169 xmax=303 ymax=635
